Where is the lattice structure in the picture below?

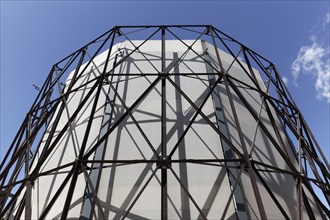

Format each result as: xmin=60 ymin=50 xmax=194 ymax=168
xmin=0 ymin=25 xmax=329 ymax=220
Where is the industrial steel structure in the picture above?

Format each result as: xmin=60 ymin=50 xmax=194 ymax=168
xmin=0 ymin=25 xmax=329 ymax=219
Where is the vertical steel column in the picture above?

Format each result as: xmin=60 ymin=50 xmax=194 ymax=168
xmin=209 ymin=26 xmax=268 ymax=220
xmin=297 ymin=113 xmax=303 ymax=220
xmin=161 ymin=26 xmax=168 ymax=220
xmin=25 ymin=113 xmax=32 ymax=220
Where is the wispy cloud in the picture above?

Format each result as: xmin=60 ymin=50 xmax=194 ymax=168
xmin=291 ymin=13 xmax=330 ymax=103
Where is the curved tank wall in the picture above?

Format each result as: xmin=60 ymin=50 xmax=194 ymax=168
xmin=8 ymin=39 xmax=325 ymax=219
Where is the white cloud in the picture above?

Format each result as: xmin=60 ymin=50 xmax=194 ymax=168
xmin=282 ymin=77 xmax=288 ymax=85
xmin=291 ymin=13 xmax=330 ymax=103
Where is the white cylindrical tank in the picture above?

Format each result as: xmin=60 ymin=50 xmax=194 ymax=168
xmin=9 ymin=39 xmax=325 ymax=220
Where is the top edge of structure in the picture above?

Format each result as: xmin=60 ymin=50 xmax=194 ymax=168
xmin=55 ymin=24 xmax=274 ymax=66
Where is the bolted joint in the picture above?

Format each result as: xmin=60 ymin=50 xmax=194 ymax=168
xmin=205 ymin=26 xmax=212 ymax=35
xmin=74 ymin=158 xmax=84 ymax=173
xmin=115 ymin=28 xmax=122 ymax=36
xmin=25 ymin=175 xmax=35 ymax=186
xmin=243 ymin=154 xmax=252 ymax=162
xmin=159 ymin=72 xmax=167 ymax=78
xmin=242 ymin=155 xmax=253 ymax=171
xmin=157 ymin=156 xmax=171 ymax=169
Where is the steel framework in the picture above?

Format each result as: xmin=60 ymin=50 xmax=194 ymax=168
xmin=0 ymin=25 xmax=329 ymax=219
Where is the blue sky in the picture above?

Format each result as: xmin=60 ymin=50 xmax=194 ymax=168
xmin=0 ymin=0 xmax=329 ymax=188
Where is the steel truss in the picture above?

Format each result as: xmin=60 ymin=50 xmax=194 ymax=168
xmin=0 ymin=25 xmax=329 ymax=220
